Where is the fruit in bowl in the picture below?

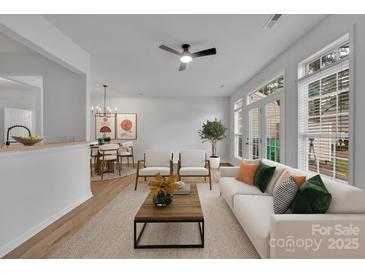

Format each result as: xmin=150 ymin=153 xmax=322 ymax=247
xmin=12 ymin=136 xmax=43 ymax=146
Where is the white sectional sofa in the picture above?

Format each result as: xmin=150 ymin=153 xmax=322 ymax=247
xmin=219 ymin=159 xmax=365 ymax=258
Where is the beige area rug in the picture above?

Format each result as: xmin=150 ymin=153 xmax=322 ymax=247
xmin=49 ymin=182 xmax=259 ymax=259
xmin=91 ymin=167 xmax=136 ymax=181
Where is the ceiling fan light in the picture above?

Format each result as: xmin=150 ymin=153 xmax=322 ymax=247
xmin=180 ymin=55 xmax=192 ymax=63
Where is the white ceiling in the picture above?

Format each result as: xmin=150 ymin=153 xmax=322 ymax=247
xmin=44 ymin=15 xmax=326 ymax=97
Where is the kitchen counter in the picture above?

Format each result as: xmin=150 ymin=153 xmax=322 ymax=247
xmin=0 ymin=140 xmax=92 ymax=257
xmin=0 ymin=141 xmax=88 ymax=153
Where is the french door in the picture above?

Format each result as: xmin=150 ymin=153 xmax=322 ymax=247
xmin=244 ymin=94 xmax=284 ymax=162
xmin=248 ymin=107 xmax=261 ymax=160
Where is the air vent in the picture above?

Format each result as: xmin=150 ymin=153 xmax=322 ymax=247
xmin=264 ymin=14 xmax=282 ymax=29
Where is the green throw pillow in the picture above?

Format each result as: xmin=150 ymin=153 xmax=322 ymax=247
xmin=254 ymin=162 xmax=276 ymax=192
xmin=291 ymin=174 xmax=332 ymax=214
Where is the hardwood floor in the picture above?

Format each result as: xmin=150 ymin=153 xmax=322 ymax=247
xmin=3 ymin=164 xmax=221 ymax=259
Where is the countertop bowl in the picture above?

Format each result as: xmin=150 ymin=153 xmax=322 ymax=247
xmin=12 ymin=136 xmax=43 ymax=146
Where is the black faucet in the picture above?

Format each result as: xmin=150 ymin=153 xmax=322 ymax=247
xmin=6 ymin=125 xmax=32 ymax=146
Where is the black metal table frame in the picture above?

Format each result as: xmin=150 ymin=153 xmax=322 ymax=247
xmin=134 ymin=219 xmax=204 ymax=248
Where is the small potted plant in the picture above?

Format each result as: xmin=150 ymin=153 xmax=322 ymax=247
xmin=149 ymin=173 xmax=180 ymax=207
xmin=198 ymin=119 xmax=227 ymax=169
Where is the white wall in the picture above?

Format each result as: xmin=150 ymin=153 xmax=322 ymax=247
xmin=0 ymin=52 xmax=87 ymax=142
xmin=90 ymin=96 xmax=230 ymax=162
xmin=0 ymin=143 xmax=92 ymax=257
xmin=0 ymin=87 xmax=41 ymax=144
xmin=229 ymin=14 xmax=365 ymax=189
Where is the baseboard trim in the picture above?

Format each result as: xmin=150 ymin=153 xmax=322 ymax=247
xmin=0 ymin=192 xmax=93 ymax=258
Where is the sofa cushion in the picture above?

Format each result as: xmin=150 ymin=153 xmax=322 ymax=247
xmin=179 ymin=167 xmax=209 ymax=176
xmin=139 ymin=167 xmax=170 ymax=176
xmin=273 ymin=176 xmax=298 ymax=214
xmin=286 ymin=167 xmax=365 ymax=214
xmin=280 ymin=170 xmax=306 ymax=187
xmin=233 ymin=195 xmax=273 ymax=259
xmin=219 ymin=177 xmax=264 ymax=208
xmin=322 ymin=179 xmax=365 ymax=214
xmin=235 ymin=161 xmax=260 ymax=185
xmin=145 ymin=150 xmax=171 ymax=167
xmin=254 ymin=162 xmax=276 ymax=192
xmin=292 ymin=175 xmax=332 ymax=214
xmin=220 ymin=166 xmax=240 ymax=177
xmin=180 ymin=150 xmax=206 ymax=167
xmin=261 ymin=159 xmax=288 ymax=194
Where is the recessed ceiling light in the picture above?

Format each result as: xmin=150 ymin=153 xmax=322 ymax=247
xmin=220 ymin=84 xmax=225 ymax=88
xmin=137 ymin=92 xmax=143 ymax=96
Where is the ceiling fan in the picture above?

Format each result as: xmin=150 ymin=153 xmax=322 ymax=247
xmin=159 ymin=44 xmax=217 ymax=71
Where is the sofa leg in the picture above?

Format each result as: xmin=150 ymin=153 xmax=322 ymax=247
xmin=134 ymin=175 xmax=139 ymax=191
xmin=144 ymin=177 xmax=146 ymax=182
xmin=204 ymin=176 xmax=206 ymax=182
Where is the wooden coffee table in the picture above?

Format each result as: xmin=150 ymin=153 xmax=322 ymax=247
xmin=134 ymin=184 xmax=204 ymax=248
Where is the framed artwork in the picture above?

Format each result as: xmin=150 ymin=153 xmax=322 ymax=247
xmin=116 ymin=113 xmax=137 ymax=140
xmin=95 ymin=115 xmax=116 ymax=140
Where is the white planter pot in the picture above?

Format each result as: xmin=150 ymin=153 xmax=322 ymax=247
xmin=209 ymin=157 xmax=220 ymax=169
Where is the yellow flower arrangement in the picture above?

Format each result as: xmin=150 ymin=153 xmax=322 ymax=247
xmin=149 ymin=173 xmax=180 ymax=197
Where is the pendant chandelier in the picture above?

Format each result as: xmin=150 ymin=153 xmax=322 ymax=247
xmin=91 ymin=84 xmax=117 ymax=118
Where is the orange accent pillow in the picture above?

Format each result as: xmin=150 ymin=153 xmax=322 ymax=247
xmin=292 ymin=175 xmax=306 ymax=187
xmin=281 ymin=170 xmax=306 ymax=187
xmin=235 ymin=161 xmax=260 ymax=185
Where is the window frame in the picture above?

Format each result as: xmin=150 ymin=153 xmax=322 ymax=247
xmin=305 ymin=41 xmax=350 ymax=76
xmin=247 ymin=75 xmax=284 ymax=105
xmin=298 ymin=34 xmax=353 ymax=184
xmin=244 ymin=73 xmax=285 ymax=163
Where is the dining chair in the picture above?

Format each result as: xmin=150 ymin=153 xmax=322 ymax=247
xmin=90 ymin=145 xmax=99 ymax=177
xmin=99 ymin=143 xmax=120 ymax=180
xmin=135 ymin=150 xmax=173 ymax=190
xmin=178 ymin=149 xmax=212 ymax=190
xmin=118 ymin=141 xmax=135 ymax=168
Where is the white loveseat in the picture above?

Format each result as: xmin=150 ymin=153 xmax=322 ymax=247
xmin=219 ymin=159 xmax=365 ymax=258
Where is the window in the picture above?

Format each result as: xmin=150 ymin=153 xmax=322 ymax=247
xmin=248 ymin=75 xmax=284 ymax=104
xmin=234 ymin=99 xmax=243 ymax=158
xmin=265 ymin=100 xmax=281 ymax=162
xmin=298 ymin=35 xmax=350 ymax=183
xmin=306 ymin=42 xmax=349 ymax=75
xmin=248 ymin=107 xmax=260 ymax=160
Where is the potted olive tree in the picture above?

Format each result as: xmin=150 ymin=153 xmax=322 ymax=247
xmin=198 ymin=119 xmax=227 ymax=169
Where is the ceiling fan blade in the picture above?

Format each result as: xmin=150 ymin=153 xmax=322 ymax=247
xmin=191 ymin=48 xmax=217 ymax=58
xmin=178 ymin=63 xmax=187 ymax=71
xmin=159 ymin=45 xmax=181 ymax=56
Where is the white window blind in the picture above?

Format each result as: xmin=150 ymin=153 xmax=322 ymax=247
xmin=234 ymin=99 xmax=243 ymax=158
xmin=249 ymin=107 xmax=261 ymax=160
xmin=298 ymin=57 xmax=350 ymax=182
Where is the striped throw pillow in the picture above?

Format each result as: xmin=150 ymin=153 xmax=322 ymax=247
xmin=273 ymin=176 xmax=298 ymax=214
